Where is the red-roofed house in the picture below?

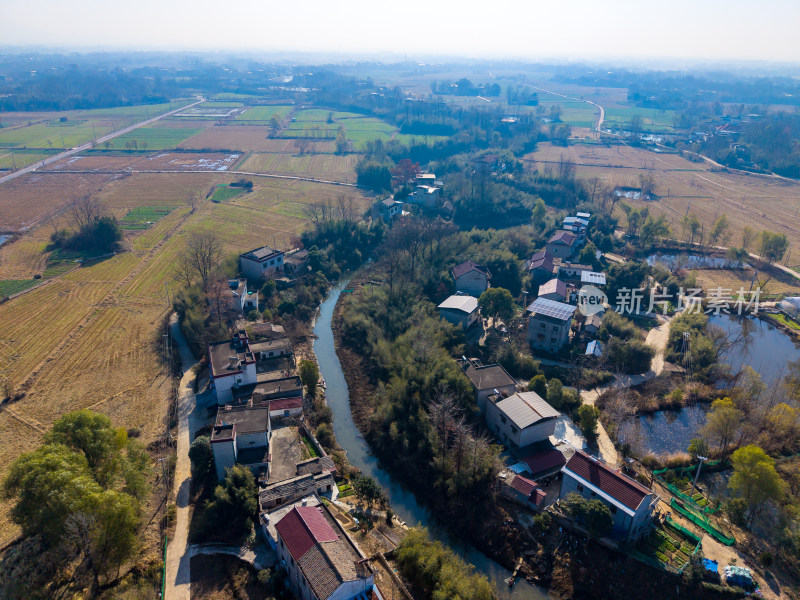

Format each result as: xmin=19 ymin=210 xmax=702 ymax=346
xmin=521 ymin=447 xmax=567 ymax=479
xmin=559 ymin=451 xmax=657 ymax=541
xmin=546 ymin=230 xmax=577 ymax=259
xmin=451 ymin=260 xmax=491 ymax=297
xmin=275 ymin=504 xmax=381 ymax=600
xmin=269 ymin=396 xmax=303 ymax=420
xmin=501 ymin=474 xmax=547 ymax=509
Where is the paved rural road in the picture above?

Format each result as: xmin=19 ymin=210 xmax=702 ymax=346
xmin=165 ymin=313 xmax=202 ymax=600
xmin=517 ymin=81 xmax=605 ymax=132
xmin=0 ymin=97 xmax=205 ymax=185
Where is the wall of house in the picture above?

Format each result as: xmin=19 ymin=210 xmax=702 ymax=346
xmin=539 ymin=291 xmax=566 ymax=302
xmin=212 ymin=439 xmax=237 ymax=480
xmin=270 ymin=406 xmax=303 ymax=420
xmin=518 ymin=418 xmax=557 ymax=447
xmin=485 ymin=400 xmax=555 ymax=447
xmin=240 ymin=255 xmax=284 ymax=280
xmin=528 ymin=316 xmax=570 ymax=353
xmin=276 ymin=539 xmax=313 ymax=600
xmin=439 ymin=308 xmax=478 ymax=329
xmin=546 ymin=242 xmax=573 ymax=259
xmin=559 ymin=471 xmax=653 ymax=541
xmin=476 ymin=383 xmax=515 ymax=412
xmin=455 ymin=271 xmax=489 ymax=297
xmin=213 ymin=374 xmax=239 ymax=404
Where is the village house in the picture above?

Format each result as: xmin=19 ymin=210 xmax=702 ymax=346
xmin=500 ymin=472 xmax=547 ymax=510
xmin=546 ymin=230 xmax=577 ymax=259
xmin=259 ymin=457 xmax=337 ymax=511
xmin=585 ymin=340 xmax=604 ymax=357
xmin=526 ymin=250 xmax=556 ymax=286
xmin=459 ymin=358 xmax=516 ymax=411
xmin=537 ymin=278 xmax=568 ymax=302
xmin=580 ymin=271 xmax=607 ymax=287
xmin=437 ymin=294 xmax=480 ymax=329
xmin=561 ymin=212 xmax=591 ymax=245
xmin=485 ymin=391 xmax=560 ymax=449
xmin=234 ymin=375 xmax=304 ymax=405
xmin=518 ymin=445 xmax=568 ymax=480
xmin=371 ymin=197 xmax=403 ymax=222
xmin=228 ymin=279 xmax=259 ymax=314
xmin=240 ymin=245 xmax=285 ymax=280
xmin=560 ymin=451 xmax=657 ymax=541
xmin=583 ymin=313 xmax=603 ymax=337
xmin=273 ymin=502 xmax=382 ymax=600
xmin=415 ymin=172 xmax=437 ymax=186
xmin=451 ymin=259 xmax=491 ymax=296
xmin=248 ymin=336 xmax=293 ymax=361
xmin=284 ymin=249 xmax=310 ymax=277
xmin=208 ymin=330 xmax=258 ymax=404
xmin=556 ymin=261 xmax=593 ymax=281
xmin=407 ymin=184 xmax=441 ymax=209
xmin=527 ymin=297 xmax=576 ymax=353
xmin=211 ymin=403 xmax=271 ymax=480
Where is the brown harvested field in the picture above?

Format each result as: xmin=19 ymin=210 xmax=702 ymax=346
xmin=179 ymin=125 xmax=336 ymax=153
xmin=525 ymin=143 xmax=800 ymax=269
xmin=0 ymin=171 xmax=126 ymax=231
xmin=44 ymin=151 xmax=244 ymax=172
xmin=0 ymin=229 xmax=50 ymax=278
xmin=239 ymin=151 xmax=358 ymax=181
xmin=0 ymin=173 xmax=373 ymax=546
xmin=691 ymin=267 xmax=800 ymax=297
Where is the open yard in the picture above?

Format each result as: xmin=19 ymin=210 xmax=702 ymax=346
xmin=525 ymin=142 xmax=800 ymax=269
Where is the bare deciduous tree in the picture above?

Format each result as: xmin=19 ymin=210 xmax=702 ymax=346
xmin=181 ymin=231 xmax=222 ymax=289
xmin=206 ymin=277 xmax=230 ymax=326
xmin=67 ymin=195 xmax=104 ymax=231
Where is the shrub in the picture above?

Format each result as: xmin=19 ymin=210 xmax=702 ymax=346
xmin=247 ymin=309 xmax=260 ymax=321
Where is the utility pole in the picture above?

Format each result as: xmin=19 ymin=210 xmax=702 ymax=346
xmin=690 ymin=455 xmax=707 ymax=495
xmin=521 ymin=290 xmax=529 ymax=309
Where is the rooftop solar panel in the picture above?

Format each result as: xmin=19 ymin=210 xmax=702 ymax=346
xmin=526 ymin=297 xmax=576 ymax=321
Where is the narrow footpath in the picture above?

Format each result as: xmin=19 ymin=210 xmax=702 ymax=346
xmin=164 ymin=313 xmax=201 ymax=600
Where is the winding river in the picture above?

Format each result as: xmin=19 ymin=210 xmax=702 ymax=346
xmin=313 ymin=279 xmax=551 ymax=600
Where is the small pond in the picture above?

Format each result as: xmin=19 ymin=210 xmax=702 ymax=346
xmin=618 ymin=313 xmax=800 ymax=455
xmin=0 ymin=235 xmax=9 ymax=247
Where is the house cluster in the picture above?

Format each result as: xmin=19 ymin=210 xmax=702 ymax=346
xmin=371 ymin=171 xmax=452 ymax=221
xmin=459 ymin=355 xmax=658 ymax=542
xmin=436 ymin=212 xmax=608 ymax=356
xmin=207 ymin=329 xmax=384 ymax=599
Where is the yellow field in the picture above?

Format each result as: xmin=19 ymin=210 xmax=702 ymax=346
xmin=691 ymin=267 xmax=800 ymax=297
xmin=0 ymin=169 xmax=372 ymax=546
xmin=526 ymin=143 xmax=800 ymax=269
xmin=239 ymin=152 xmax=358 ymax=182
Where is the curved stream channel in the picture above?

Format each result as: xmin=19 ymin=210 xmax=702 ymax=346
xmin=313 ymin=279 xmax=551 ymax=599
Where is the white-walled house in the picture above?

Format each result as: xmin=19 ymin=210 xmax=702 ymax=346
xmin=438 ymin=294 xmax=480 ymax=329
xmin=485 ymin=391 xmax=560 ymax=449
xmin=527 ymin=297 xmax=576 ymax=353
xmin=546 ymin=230 xmax=577 ymax=259
xmin=451 ymin=260 xmax=491 ymax=297
xmin=460 ymin=358 xmax=516 ymax=412
xmin=208 ymin=331 xmax=258 ymax=404
xmin=560 ymin=451 xmax=657 ymax=541
xmin=228 ymin=279 xmax=259 ymax=313
xmin=240 ymin=246 xmax=285 ymax=280
xmin=210 ymin=404 xmax=271 ymax=480
xmin=273 ymin=503 xmax=382 ymax=600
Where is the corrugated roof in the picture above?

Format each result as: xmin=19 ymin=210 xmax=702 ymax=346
xmin=496 ymin=392 xmax=560 ymax=429
xmin=269 ymin=397 xmax=303 ymax=411
xmin=564 ymin=451 xmax=652 ymax=511
xmin=521 ymin=448 xmax=567 ymax=475
xmin=438 ymin=295 xmax=478 ymax=314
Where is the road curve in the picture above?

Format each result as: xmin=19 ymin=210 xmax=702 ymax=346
xmin=517 ymin=82 xmax=605 ymax=132
xmin=0 ymin=97 xmax=205 ymax=186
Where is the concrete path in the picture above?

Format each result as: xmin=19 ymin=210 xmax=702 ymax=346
xmin=165 ymin=313 xmax=201 ymax=600
xmin=188 ymin=543 xmax=276 ymax=571
xmin=0 ymin=98 xmax=204 ymax=185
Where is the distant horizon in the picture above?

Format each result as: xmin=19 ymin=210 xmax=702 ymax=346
xmin=2 ymin=0 xmax=798 ymax=66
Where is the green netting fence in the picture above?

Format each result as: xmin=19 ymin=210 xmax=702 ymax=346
xmin=654 ymin=464 xmax=723 ymax=514
xmin=670 ymin=498 xmax=735 ymax=546
xmin=665 ymin=515 xmax=702 ymax=545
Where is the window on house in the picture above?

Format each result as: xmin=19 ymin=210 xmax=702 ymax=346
xmin=500 ymin=415 xmax=507 ymax=424
xmin=610 ymin=505 xmax=617 ymax=514
xmin=510 ymin=426 xmax=517 ymax=434
xmin=551 ymin=337 xmax=557 ymax=343
xmin=540 ymin=323 xmax=545 ymax=329
xmin=577 ymin=484 xmax=584 ymax=492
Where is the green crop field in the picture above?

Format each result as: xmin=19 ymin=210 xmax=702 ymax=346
xmin=236 ymin=106 xmax=294 ymax=121
xmin=111 ymin=126 xmax=203 ymax=150
xmin=0 ymin=279 xmax=40 ymax=296
xmin=119 ymin=206 xmax=176 ymax=230
xmin=604 ymin=107 xmax=677 ymax=132
xmin=293 ymin=108 xmax=364 ymax=122
xmin=210 ymin=184 xmax=247 ymax=203
xmin=0 ymin=149 xmax=60 ymax=170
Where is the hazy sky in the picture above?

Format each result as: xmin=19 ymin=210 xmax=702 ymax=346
xmin=2 ymin=0 xmax=798 ymax=63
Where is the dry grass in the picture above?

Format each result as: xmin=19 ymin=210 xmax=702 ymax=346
xmin=0 ymin=172 xmax=125 ymax=231
xmin=239 ymin=152 xmax=358 ymax=181
xmin=691 ymin=267 xmax=800 ymax=296
xmin=526 ymin=143 xmax=800 ymax=269
xmin=44 ymin=151 xmax=243 ymax=172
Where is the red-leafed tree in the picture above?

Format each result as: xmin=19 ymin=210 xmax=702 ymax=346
xmin=390 ymin=158 xmax=421 ymax=186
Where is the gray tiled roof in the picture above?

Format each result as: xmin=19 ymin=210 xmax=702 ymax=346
xmin=496 ymin=392 xmax=560 ymax=429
